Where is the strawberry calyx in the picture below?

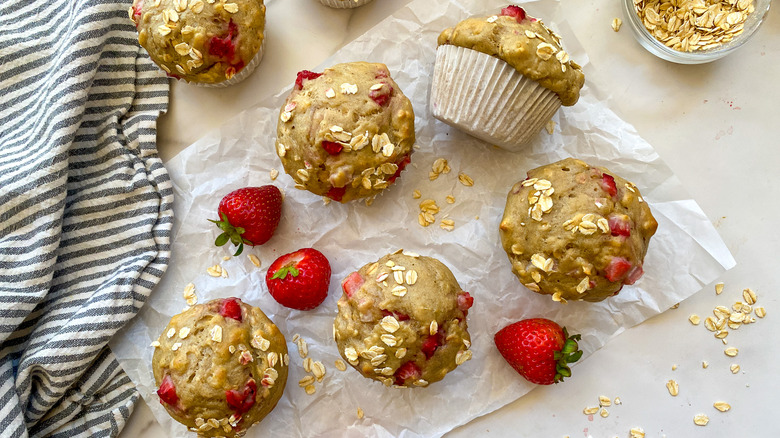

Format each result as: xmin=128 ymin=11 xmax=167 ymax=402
xmin=271 ymin=264 xmax=300 ymax=280
xmin=209 ymin=212 xmax=252 ymax=256
xmin=551 ymin=327 xmax=583 ymax=383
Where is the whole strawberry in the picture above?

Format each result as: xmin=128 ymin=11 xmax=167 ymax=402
xmin=210 ymin=186 xmax=282 ymax=256
xmin=266 ymin=248 xmax=331 ymax=310
xmin=494 ymin=318 xmax=582 ymax=385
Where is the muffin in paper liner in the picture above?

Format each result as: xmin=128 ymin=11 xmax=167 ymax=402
xmin=431 ymin=45 xmax=561 ymax=151
xmin=130 ymin=0 xmax=266 ymax=87
xmin=318 ymin=0 xmax=375 ymax=9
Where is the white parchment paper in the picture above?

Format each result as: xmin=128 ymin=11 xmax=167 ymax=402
xmin=111 ymin=0 xmax=736 ymax=436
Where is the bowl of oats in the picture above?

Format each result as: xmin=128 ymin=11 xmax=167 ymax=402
xmin=623 ymin=0 xmax=772 ymax=63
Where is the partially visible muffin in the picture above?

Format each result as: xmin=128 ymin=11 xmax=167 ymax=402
xmin=152 ymin=298 xmax=288 ymax=437
xmin=275 ymin=62 xmax=416 ymax=203
xmin=318 ymin=0 xmax=374 ymax=8
xmin=431 ymin=5 xmax=585 ymax=150
xmin=130 ymin=0 xmax=266 ymax=86
xmin=499 ymin=158 xmax=658 ymax=302
xmin=334 ymin=250 xmax=474 ymax=387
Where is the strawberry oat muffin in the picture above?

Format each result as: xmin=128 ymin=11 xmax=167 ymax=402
xmin=431 ymin=5 xmax=585 ymax=150
xmin=499 ymin=158 xmax=658 ymax=302
xmin=152 ymin=298 xmax=288 ymax=437
xmin=275 ymin=62 xmax=416 ymax=203
xmin=334 ymin=250 xmax=474 ymax=387
xmin=129 ymin=0 xmax=266 ymax=86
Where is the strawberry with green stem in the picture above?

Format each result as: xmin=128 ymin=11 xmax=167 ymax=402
xmin=494 ymin=318 xmax=583 ymax=385
xmin=209 ymin=186 xmax=282 ymax=256
xmin=266 ymin=248 xmax=331 ymax=310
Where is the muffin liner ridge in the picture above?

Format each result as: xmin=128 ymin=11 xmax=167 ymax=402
xmin=431 ymin=45 xmax=561 ymax=151
xmin=318 ymin=0 xmax=375 ymax=9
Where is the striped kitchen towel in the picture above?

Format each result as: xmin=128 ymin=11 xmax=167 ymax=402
xmin=0 ymin=0 xmax=171 ymax=437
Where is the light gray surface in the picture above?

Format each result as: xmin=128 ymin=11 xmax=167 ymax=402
xmin=120 ymin=0 xmax=780 ymax=436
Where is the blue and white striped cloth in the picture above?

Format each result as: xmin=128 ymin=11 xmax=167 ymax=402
xmin=0 ymin=0 xmax=171 ymax=436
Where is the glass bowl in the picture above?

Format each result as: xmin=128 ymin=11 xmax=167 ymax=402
xmin=622 ymin=0 xmax=772 ymax=64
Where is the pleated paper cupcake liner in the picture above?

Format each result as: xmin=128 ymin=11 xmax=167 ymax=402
xmin=430 ymin=45 xmax=561 ymax=151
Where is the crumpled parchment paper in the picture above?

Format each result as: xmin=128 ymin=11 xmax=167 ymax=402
xmin=111 ymin=0 xmax=736 ymax=436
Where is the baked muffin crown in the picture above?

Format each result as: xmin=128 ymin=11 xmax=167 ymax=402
xmin=152 ymin=298 xmax=287 ymax=437
xmin=275 ymin=62 xmax=416 ymax=203
xmin=499 ymin=158 xmax=658 ymax=302
xmin=131 ymin=0 xmax=265 ymax=83
xmin=334 ymin=251 xmax=473 ymax=388
xmin=437 ymin=6 xmax=584 ymax=106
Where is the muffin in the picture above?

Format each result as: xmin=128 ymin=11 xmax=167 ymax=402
xmin=318 ymin=0 xmax=374 ymax=8
xmin=129 ymin=0 xmax=266 ymax=86
xmin=275 ymin=62 xmax=416 ymax=203
xmin=334 ymin=250 xmax=474 ymax=387
xmin=499 ymin=158 xmax=658 ymax=302
xmin=431 ymin=5 xmax=585 ymax=151
xmin=152 ymin=298 xmax=288 ymax=437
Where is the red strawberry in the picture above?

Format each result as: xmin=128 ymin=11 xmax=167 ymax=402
xmin=266 ymin=248 xmax=331 ymax=310
xmin=457 ymin=291 xmax=474 ymax=314
xmin=326 ymin=186 xmax=346 ymax=202
xmin=380 ymin=309 xmax=410 ymax=321
xmin=608 ymin=214 xmax=631 ymax=237
xmin=341 ymin=272 xmax=364 ymax=297
xmin=130 ymin=0 xmax=144 ymax=24
xmin=393 ymin=361 xmax=421 ymax=386
xmin=600 ymin=173 xmax=618 ymax=197
xmin=295 ymin=70 xmax=322 ymax=90
xmin=604 ymin=257 xmax=632 ymax=282
xmin=421 ymin=329 xmax=443 ymax=359
xmin=225 ymin=379 xmax=257 ymax=414
xmin=321 ymin=141 xmax=343 ymax=155
xmin=210 ymin=186 xmax=282 ymax=256
xmin=209 ymin=20 xmax=239 ymax=61
xmin=368 ymin=83 xmax=393 ymax=107
xmin=157 ymin=375 xmax=178 ymax=406
xmin=624 ymin=264 xmax=644 ymax=285
xmin=494 ymin=318 xmax=582 ymax=385
xmin=219 ymin=298 xmax=243 ymax=321
xmin=500 ymin=5 xmax=527 ymax=22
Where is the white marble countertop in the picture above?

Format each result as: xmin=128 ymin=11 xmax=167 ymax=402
xmin=120 ymin=0 xmax=780 ymax=436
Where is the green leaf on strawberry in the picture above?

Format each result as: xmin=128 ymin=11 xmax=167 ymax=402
xmin=271 ymin=265 xmax=299 ymax=280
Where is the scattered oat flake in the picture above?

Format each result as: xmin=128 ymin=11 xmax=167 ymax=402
xmin=599 ymin=408 xmax=609 ymax=418
xmin=666 ymin=379 xmax=679 ymax=396
xmin=713 ymin=401 xmax=731 ymax=412
xmin=693 ymin=414 xmax=709 ymax=426
xmin=724 ymin=347 xmax=738 ymax=357
xmin=583 ymin=406 xmax=599 ymax=415
xmin=304 ymin=384 xmax=316 ymax=395
xmin=545 ymin=119 xmax=556 ymax=134
xmin=445 ymin=195 xmax=455 ymax=204
xmin=599 ymin=395 xmax=611 ymax=407
xmin=248 ymin=253 xmax=261 ymax=268
xmin=702 ymin=360 xmax=709 ymax=368
xmin=715 ymin=282 xmax=724 ymax=295
xmin=357 ymin=407 xmax=364 ymax=419
xmin=689 ymin=314 xmax=701 ymax=325
xmin=458 ymin=172 xmax=474 ymax=186
xmin=335 ymin=359 xmax=347 ymax=371
xmin=612 ymin=17 xmax=622 ymax=32
xmin=730 ymin=363 xmax=740 ymax=373
xmin=614 ymin=397 xmax=622 ymax=405
xmin=754 ymin=307 xmax=766 ymax=318
xmin=183 ymin=283 xmax=197 ymax=305
xmin=207 ymin=264 xmax=222 ymax=277
xmin=630 ymin=427 xmax=645 ymax=438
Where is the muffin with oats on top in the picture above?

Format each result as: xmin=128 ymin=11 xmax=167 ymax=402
xmin=499 ymin=158 xmax=658 ymax=302
xmin=275 ymin=62 xmax=415 ymax=203
xmin=431 ymin=5 xmax=585 ymax=151
xmin=334 ymin=250 xmax=473 ymax=387
xmin=130 ymin=0 xmax=266 ymax=86
xmin=152 ymin=298 xmax=287 ymax=437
